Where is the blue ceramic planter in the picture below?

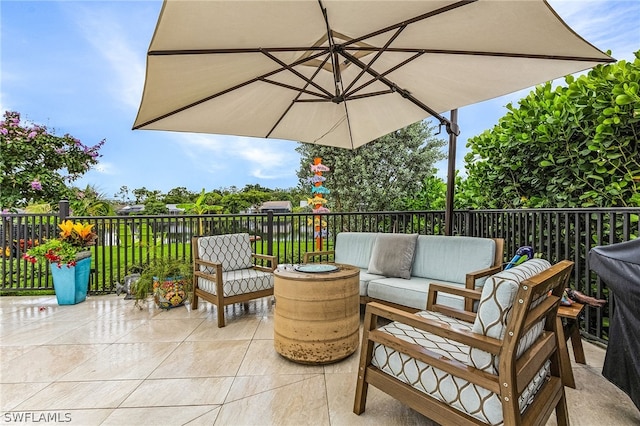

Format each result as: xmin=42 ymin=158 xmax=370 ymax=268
xmin=50 ymin=257 xmax=91 ymax=305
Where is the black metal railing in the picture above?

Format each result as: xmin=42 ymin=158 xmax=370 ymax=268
xmin=1 ymin=202 xmax=638 ymax=343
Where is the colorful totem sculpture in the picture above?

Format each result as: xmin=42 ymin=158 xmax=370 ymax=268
xmin=308 ymin=157 xmax=330 ymax=250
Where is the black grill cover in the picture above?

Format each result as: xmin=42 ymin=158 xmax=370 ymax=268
xmin=589 ymin=238 xmax=640 ymax=411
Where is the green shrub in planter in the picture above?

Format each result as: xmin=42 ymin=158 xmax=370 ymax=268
xmin=133 ymin=257 xmax=192 ymax=309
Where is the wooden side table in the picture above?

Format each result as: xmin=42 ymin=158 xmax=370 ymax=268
xmin=556 ymin=302 xmax=586 ymax=388
xmin=273 ymin=263 xmax=360 ymax=364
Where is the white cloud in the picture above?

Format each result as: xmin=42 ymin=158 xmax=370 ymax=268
xmin=65 ymin=4 xmax=147 ymax=111
xmin=93 ymin=162 xmax=117 ymax=175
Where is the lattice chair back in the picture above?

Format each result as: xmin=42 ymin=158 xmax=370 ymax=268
xmin=196 ymin=233 xmax=253 ymax=272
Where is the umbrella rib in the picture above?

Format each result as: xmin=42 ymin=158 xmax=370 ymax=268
xmin=345 ymin=47 xmax=615 ymax=63
xmin=148 ymin=47 xmax=329 ymax=55
xmin=342 ymin=24 xmax=407 ymax=96
xmin=266 ymin=53 xmax=334 ymax=138
xmin=133 ymin=50 xmax=330 ymax=129
xmin=342 ymin=0 xmax=477 ymax=48
xmin=261 ymin=49 xmax=334 ymax=98
xmin=341 ymin=49 xmax=453 ymax=131
xmin=260 ymin=78 xmax=329 ymax=100
xmin=343 ymin=52 xmax=424 ymax=99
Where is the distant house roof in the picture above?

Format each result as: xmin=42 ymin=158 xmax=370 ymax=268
xmin=117 ymin=204 xmax=185 ymax=215
xmin=258 ymin=201 xmax=292 ymax=213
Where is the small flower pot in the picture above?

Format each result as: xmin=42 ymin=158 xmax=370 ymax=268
xmin=153 ymin=276 xmax=188 ymax=309
xmin=50 ymin=257 xmax=91 ymax=305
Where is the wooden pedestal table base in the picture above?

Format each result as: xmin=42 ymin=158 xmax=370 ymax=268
xmin=274 ymin=264 xmax=360 ymax=364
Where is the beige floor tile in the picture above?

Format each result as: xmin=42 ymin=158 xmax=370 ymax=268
xmin=0 ymin=321 xmax=86 ymax=346
xmin=215 ymin=374 xmax=330 ymax=426
xmin=148 ymin=340 xmax=250 ymax=379
xmin=101 ymin=405 xmax=220 ymax=426
xmin=237 ymin=339 xmax=324 ymax=376
xmin=1 ymin=295 xmax=636 ymax=426
xmin=226 ymin=374 xmax=322 ymax=402
xmin=0 ymin=344 xmax=37 ymax=364
xmin=186 ymin=316 xmax=261 ymax=341
xmin=254 ymin=315 xmax=275 ymax=340
xmin=51 ymin=319 xmax=148 ymax=344
xmin=0 ymin=343 xmax=108 ymax=383
xmin=121 ymin=377 xmax=234 ymax=407
xmin=115 ymin=318 xmax=204 ymax=343
xmin=59 ymin=342 xmax=179 ymax=381
xmin=14 ymin=380 xmax=142 ymax=410
xmin=325 ymin=372 xmax=436 ymax=426
xmin=0 ymin=382 xmax=50 ymax=411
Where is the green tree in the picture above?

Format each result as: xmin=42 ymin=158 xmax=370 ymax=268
xmin=114 ymin=185 xmax=132 ymax=204
xmin=132 ymin=187 xmax=163 ymax=204
xmin=70 ymin=185 xmax=115 ymax=216
xmin=462 ymin=52 xmax=640 ymax=208
xmin=163 ymin=187 xmax=196 ymax=204
xmin=401 ymin=175 xmax=448 ymax=210
xmin=0 ymin=111 xmax=104 ymax=209
xmin=296 ymin=121 xmax=446 ymax=212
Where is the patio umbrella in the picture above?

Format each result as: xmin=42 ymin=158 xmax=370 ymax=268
xmin=133 ymin=0 xmax=613 ymax=233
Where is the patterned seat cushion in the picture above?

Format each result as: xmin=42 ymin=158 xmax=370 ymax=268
xmin=197 ymin=268 xmax=274 ymax=297
xmin=197 ymin=233 xmax=253 ymax=272
xmin=372 ymin=309 xmax=550 ymax=425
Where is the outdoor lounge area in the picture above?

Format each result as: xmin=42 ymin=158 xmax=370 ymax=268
xmin=1 ymin=294 xmax=639 ymax=425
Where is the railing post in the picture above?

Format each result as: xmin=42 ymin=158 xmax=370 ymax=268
xmin=267 ymin=210 xmax=274 ymax=256
xmin=59 ymin=200 xmax=69 ymax=220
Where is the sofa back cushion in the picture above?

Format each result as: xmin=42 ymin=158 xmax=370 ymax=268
xmin=367 ymin=233 xmax=418 ymax=279
xmin=197 ymin=233 xmax=253 ymax=272
xmin=411 ymin=236 xmax=496 ymax=284
xmin=468 ymin=258 xmax=551 ymax=374
xmin=334 ymin=232 xmax=378 ymax=269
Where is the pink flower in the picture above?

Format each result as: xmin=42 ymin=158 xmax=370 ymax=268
xmin=30 ymin=179 xmax=42 ymax=191
xmin=27 ymin=131 xmax=37 ymax=139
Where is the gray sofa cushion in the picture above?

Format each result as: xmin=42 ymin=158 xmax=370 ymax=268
xmin=411 ymin=235 xmax=496 ymax=284
xmin=367 ymin=233 xmax=418 ymax=279
xmin=367 ymin=277 xmax=465 ymax=310
xmin=334 ymin=232 xmax=378 ymax=269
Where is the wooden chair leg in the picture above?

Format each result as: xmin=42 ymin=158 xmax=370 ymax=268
xmin=354 ymin=309 xmax=376 ymax=415
xmin=555 ymin=388 xmax=570 ymax=426
xmin=217 ymin=305 xmax=226 ymax=327
xmin=569 ymin=321 xmax=586 ymax=364
xmin=556 ymin=316 xmax=576 ymax=388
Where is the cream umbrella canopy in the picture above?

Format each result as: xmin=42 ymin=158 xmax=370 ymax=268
xmin=133 ymin=0 xmax=613 ymax=232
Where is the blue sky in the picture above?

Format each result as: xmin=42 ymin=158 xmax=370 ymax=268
xmin=2 ymin=1 xmax=638 ymax=200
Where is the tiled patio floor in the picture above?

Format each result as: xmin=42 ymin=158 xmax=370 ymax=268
xmin=1 ymin=294 xmax=638 ymax=426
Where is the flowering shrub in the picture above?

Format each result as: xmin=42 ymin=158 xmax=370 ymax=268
xmin=23 ymin=220 xmax=97 ymax=267
xmin=0 ymin=111 xmax=105 ymax=209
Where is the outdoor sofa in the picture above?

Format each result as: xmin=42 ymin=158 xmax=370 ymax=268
xmin=305 ymin=232 xmax=504 ymax=311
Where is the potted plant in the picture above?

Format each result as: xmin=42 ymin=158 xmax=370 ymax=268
xmin=132 ymin=256 xmax=192 ymax=310
xmin=23 ymin=220 xmax=97 ymax=305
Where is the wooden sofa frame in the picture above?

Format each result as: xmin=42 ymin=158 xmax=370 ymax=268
xmin=354 ymin=260 xmax=574 ymax=426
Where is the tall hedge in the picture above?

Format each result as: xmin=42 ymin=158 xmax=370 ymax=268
xmin=461 ymin=51 xmax=639 ymax=209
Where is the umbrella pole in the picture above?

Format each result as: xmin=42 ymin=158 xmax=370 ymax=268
xmin=444 ymin=109 xmax=458 ymax=236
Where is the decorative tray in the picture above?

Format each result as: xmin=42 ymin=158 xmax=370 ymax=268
xmin=294 ymin=264 xmax=338 ymax=273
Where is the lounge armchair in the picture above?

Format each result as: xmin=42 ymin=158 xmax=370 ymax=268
xmin=354 ymin=259 xmax=573 ymax=425
xmin=192 ymin=233 xmax=276 ymax=327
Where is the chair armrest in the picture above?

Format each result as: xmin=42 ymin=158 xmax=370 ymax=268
xmin=464 ymin=264 xmax=502 ymax=290
xmin=365 ymin=302 xmax=501 ymax=355
xmin=303 ymin=250 xmax=335 ymax=263
xmin=194 ymin=258 xmax=222 ymax=270
xmin=252 ymin=253 xmax=277 ymax=271
xmin=427 ymin=283 xmax=481 ymax=323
